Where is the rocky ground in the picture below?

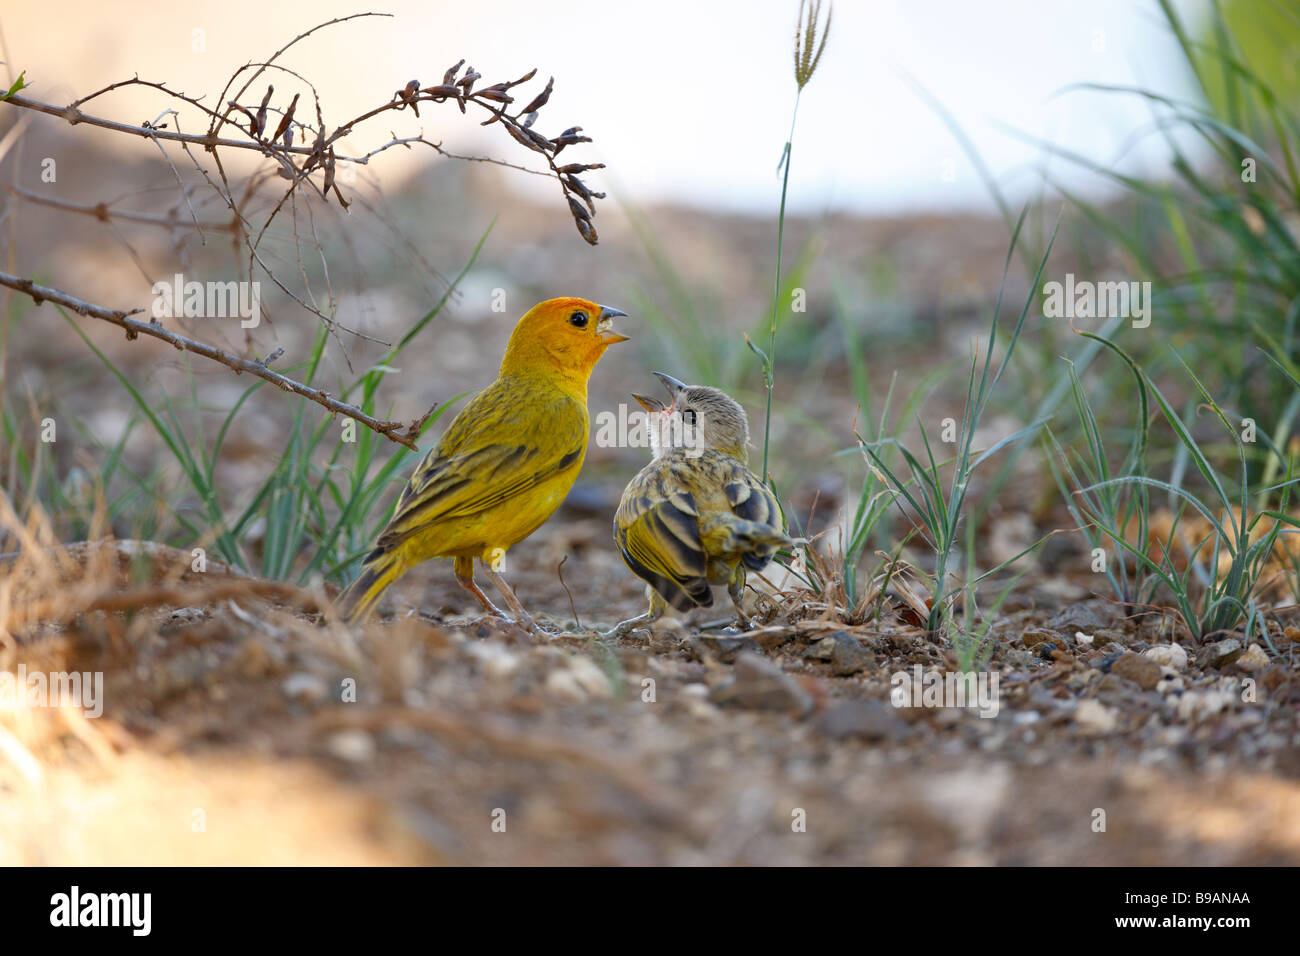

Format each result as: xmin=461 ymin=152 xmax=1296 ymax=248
xmin=2 ymin=526 xmax=1297 ymax=866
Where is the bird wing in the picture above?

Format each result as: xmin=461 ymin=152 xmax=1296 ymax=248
xmin=377 ymin=381 xmax=586 ymax=546
xmin=722 ymin=466 xmax=783 ymax=529
xmin=615 ymin=459 xmax=712 ymax=611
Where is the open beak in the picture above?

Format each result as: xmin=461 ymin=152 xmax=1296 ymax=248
xmin=652 ymin=371 xmax=687 ymax=401
xmin=596 ymin=305 xmax=630 ymax=345
xmin=631 ymin=393 xmax=666 ymax=413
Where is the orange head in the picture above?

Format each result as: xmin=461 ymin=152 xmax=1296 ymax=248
xmin=499 ymin=297 xmax=629 ymax=391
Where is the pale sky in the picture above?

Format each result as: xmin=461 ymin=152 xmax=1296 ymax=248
xmin=1 ymin=0 xmax=1204 ymax=215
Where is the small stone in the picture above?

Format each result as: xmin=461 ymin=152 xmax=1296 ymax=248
xmin=1177 ymin=688 xmax=1235 ymax=722
xmin=567 ymin=655 xmax=613 ymax=699
xmin=1236 ymin=644 xmax=1269 ymax=671
xmin=325 ymin=729 xmax=375 ymax=763
xmin=1074 ymin=698 xmax=1118 ymax=734
xmin=1075 ymin=631 xmax=1095 ymax=647
xmin=814 ymin=700 xmax=907 ymax=741
xmin=1143 ymin=643 xmax=1188 ymax=671
xmin=829 ymin=633 xmax=874 ymax=676
xmin=710 ymin=652 xmax=812 ymax=717
xmin=1048 ymin=603 xmax=1108 ymax=635
xmin=466 ymin=642 xmax=522 ymax=682
xmin=692 ymin=634 xmax=760 ymax=663
xmin=1155 ymin=668 xmax=1184 ymax=694
xmin=282 ymin=672 xmax=327 ymax=703
xmin=1201 ymin=638 xmax=1243 ymax=669
xmin=805 ymin=636 xmax=838 ymax=660
xmin=1020 ymin=629 xmax=1057 ymax=649
xmin=1111 ymin=652 xmax=1163 ymax=691
xmin=544 ymin=669 xmax=587 ymax=704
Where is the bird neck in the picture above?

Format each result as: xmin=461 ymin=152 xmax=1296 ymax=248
xmin=499 ymin=339 xmax=596 ymax=400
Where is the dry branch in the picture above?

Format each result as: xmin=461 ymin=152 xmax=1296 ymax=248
xmin=0 ymin=270 xmax=435 ymax=449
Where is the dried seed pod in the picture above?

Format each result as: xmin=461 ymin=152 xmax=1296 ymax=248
xmin=271 ymin=93 xmax=299 ymax=143
xmin=550 ymin=128 xmax=592 ymax=155
xmin=421 ymin=84 xmax=460 ymax=98
xmin=567 ymin=195 xmax=592 ymax=222
xmin=518 ymin=76 xmax=554 ymax=116
xmin=503 ymin=68 xmax=538 ymax=89
xmin=575 ymin=217 xmax=598 ymax=245
xmin=476 ymin=89 xmax=514 ymax=104
xmin=502 ymin=119 xmax=547 ymax=154
xmin=442 ymin=59 xmax=465 ymax=85
xmin=456 ymin=68 xmax=481 ymax=92
xmin=557 ymin=162 xmax=605 ymax=174
xmin=256 ymin=84 xmax=274 ymax=136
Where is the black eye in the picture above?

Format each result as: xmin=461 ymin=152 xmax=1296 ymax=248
xmin=682 ymin=409 xmax=697 ymax=425
xmin=569 ymin=311 xmax=588 ymax=328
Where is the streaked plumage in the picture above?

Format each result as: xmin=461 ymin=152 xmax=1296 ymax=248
xmin=337 ymin=296 xmax=628 ymax=625
xmin=605 ymin=374 xmax=792 ymax=636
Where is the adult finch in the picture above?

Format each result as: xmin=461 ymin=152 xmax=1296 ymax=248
xmin=337 ymin=296 xmax=629 ymax=625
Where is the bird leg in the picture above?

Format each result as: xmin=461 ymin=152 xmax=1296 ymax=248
xmin=453 ymin=555 xmax=509 ymax=620
xmin=480 ymin=552 xmax=537 ymax=632
xmin=727 ymin=566 xmax=752 ymax=631
xmin=601 ymin=591 xmax=667 ymax=640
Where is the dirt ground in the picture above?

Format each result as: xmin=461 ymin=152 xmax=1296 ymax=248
xmin=2 ymin=522 xmax=1298 ymax=867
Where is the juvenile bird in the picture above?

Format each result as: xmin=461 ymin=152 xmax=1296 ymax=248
xmin=337 ymin=296 xmax=629 ymax=625
xmin=605 ymin=373 xmax=793 ymax=637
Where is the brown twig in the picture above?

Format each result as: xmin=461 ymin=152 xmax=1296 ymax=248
xmin=0 ymin=270 xmax=433 ymax=449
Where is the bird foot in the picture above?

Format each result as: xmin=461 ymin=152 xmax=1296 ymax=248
xmin=598 ymin=615 xmax=651 ymax=640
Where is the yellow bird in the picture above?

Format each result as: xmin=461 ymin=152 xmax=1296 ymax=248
xmin=337 ymin=296 xmax=629 ymax=625
xmin=605 ymin=373 xmax=793 ymax=637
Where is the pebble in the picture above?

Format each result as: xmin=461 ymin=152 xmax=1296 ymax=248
xmin=1201 ymin=638 xmax=1243 ymax=669
xmin=325 ymin=729 xmax=375 ymax=763
xmin=1236 ymin=644 xmax=1269 ymax=671
xmin=1111 ymin=652 xmax=1164 ymax=691
xmin=1143 ymin=643 xmax=1188 ymax=671
xmin=567 ymin=655 xmax=613 ymax=700
xmin=544 ymin=669 xmax=588 ymax=704
xmin=813 ymin=700 xmax=907 ymax=741
xmin=1176 ymin=687 xmax=1236 ymax=722
xmin=710 ymin=652 xmax=813 ymax=717
xmin=829 ymin=633 xmax=874 ymax=676
xmin=691 ymin=634 xmax=760 ymax=663
xmin=282 ymin=671 xmax=328 ymax=703
xmin=1074 ymin=699 xmax=1118 ymax=733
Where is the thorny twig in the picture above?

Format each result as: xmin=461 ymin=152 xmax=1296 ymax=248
xmin=0 ymin=270 xmax=437 ymax=450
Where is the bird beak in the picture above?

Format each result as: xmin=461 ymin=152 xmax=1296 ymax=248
xmin=596 ymin=305 xmax=629 ymax=345
xmin=631 ymin=393 xmax=666 ymax=413
xmin=652 ymin=371 xmax=687 ymax=399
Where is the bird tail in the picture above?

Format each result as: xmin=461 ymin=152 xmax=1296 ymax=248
xmin=336 ymin=544 xmax=407 ymax=623
xmin=701 ymin=515 xmax=794 ymax=573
